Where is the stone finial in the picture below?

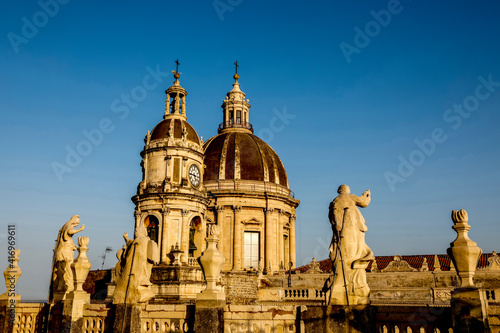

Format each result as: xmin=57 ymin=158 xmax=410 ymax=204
xmin=420 ymin=257 xmax=429 ymax=272
xmin=433 ymin=255 xmax=441 ymax=271
xmin=71 ymin=237 xmax=91 ymax=295
xmin=1 ymin=249 xmax=21 ymax=301
xmin=169 ymin=242 xmax=183 ymax=266
xmin=447 ymin=209 xmax=482 ymax=288
xmin=197 ymin=224 xmax=226 ymax=306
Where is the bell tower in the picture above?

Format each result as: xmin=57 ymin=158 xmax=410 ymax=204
xmin=132 ymin=60 xmax=209 ymax=265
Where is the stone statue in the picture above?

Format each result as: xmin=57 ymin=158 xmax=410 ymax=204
xmin=51 ymin=215 xmax=85 ymax=299
xmin=327 ymin=184 xmax=374 ymax=305
xmin=113 ymin=223 xmax=159 ymax=304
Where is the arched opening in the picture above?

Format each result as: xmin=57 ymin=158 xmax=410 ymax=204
xmin=189 ymin=216 xmax=202 ymax=257
xmin=144 ymin=215 xmax=159 ymax=243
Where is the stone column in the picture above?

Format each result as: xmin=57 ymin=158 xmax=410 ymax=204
xmin=160 ymin=207 xmax=170 ymax=264
xmin=215 ymin=206 xmax=224 ymax=255
xmin=264 ymin=208 xmax=274 ymax=273
xmin=232 ymin=206 xmax=242 ymax=270
xmin=290 ymin=214 xmax=297 ymax=268
xmin=278 ymin=210 xmax=285 ymax=271
xmin=134 ymin=209 xmax=141 ymax=229
xmin=180 ymin=209 xmax=190 ymax=263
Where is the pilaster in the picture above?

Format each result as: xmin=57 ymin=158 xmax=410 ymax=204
xmin=290 ymin=214 xmax=296 ymax=268
xmin=264 ymin=208 xmax=275 ymax=273
xmin=180 ymin=209 xmax=190 ymax=263
xmin=232 ymin=206 xmax=242 ymax=270
xmin=160 ymin=207 xmax=171 ymax=264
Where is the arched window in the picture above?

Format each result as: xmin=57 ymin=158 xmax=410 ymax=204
xmin=144 ymin=215 xmax=159 ymax=243
xmin=189 ymin=216 xmax=202 ymax=257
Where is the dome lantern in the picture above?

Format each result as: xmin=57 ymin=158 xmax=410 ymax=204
xmin=164 ymin=59 xmax=188 ymax=119
xmin=218 ymin=62 xmax=253 ymax=134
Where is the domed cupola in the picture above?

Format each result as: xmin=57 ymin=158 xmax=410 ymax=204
xmin=202 ymin=65 xmax=299 ymax=273
xmin=204 ymin=72 xmax=290 ymax=192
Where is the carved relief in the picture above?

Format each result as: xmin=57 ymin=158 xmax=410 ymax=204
xmin=382 ymin=256 xmax=418 ymax=272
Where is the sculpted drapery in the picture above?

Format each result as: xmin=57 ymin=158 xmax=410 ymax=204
xmin=328 ymin=184 xmax=374 ymax=305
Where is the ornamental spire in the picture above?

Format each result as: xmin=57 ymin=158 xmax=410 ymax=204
xmin=164 ymin=59 xmax=187 ymax=119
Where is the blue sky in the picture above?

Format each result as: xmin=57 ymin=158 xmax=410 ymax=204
xmin=1 ymin=0 xmax=500 ymax=299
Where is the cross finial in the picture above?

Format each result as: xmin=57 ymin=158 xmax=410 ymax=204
xmin=173 ymin=59 xmax=181 ymax=79
xmin=234 ymin=60 xmax=239 ymax=74
xmin=175 ymin=59 xmax=180 ymax=74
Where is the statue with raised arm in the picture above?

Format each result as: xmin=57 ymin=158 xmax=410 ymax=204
xmin=50 ymin=215 xmax=85 ymax=300
xmin=113 ymin=223 xmax=159 ymax=304
xmin=327 ymin=185 xmax=374 ymax=305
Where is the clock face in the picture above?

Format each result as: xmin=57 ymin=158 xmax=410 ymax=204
xmin=188 ymin=164 xmax=201 ymax=187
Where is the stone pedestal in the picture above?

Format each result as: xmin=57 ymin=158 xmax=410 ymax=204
xmin=194 ymin=306 xmax=224 ymax=333
xmin=301 ymin=305 xmax=377 ymax=333
xmin=451 ymin=288 xmax=488 ymax=331
xmin=61 ymin=237 xmax=92 ymax=333
xmin=113 ymin=304 xmax=142 ymax=333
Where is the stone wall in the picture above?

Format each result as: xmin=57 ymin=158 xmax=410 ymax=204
xmin=223 ymin=271 xmax=259 ymax=304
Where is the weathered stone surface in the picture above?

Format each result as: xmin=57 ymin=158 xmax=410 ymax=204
xmin=194 ymin=306 xmax=224 ymax=333
xmin=327 ymin=185 xmax=374 ymax=305
xmin=113 ymin=224 xmax=159 ymax=304
xmin=447 ymin=209 xmax=482 ymax=288
xmin=51 ymin=215 xmax=85 ymax=302
xmin=301 ymin=305 xmax=376 ymax=333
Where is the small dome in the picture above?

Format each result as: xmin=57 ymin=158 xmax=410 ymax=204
xmin=203 ymin=132 xmax=288 ymax=187
xmin=150 ymin=118 xmax=200 ymax=145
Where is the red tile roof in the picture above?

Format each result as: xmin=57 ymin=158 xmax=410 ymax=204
xmin=295 ymin=253 xmax=496 ymax=274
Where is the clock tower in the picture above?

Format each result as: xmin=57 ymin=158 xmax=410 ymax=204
xmin=132 ymin=64 xmax=209 ymax=265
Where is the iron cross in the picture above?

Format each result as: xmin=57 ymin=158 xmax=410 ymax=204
xmin=234 ymin=60 xmax=239 ymax=74
xmin=175 ymin=59 xmax=180 ymax=73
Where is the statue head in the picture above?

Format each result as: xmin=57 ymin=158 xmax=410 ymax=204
xmin=135 ymin=223 xmax=148 ymax=238
xmin=337 ymin=184 xmax=350 ymax=194
xmin=69 ymin=215 xmax=80 ymax=227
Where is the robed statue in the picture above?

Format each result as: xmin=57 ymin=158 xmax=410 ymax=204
xmin=327 ymin=184 xmax=374 ymax=305
xmin=113 ymin=223 xmax=159 ymax=304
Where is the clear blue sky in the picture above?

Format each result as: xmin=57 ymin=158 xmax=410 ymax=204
xmin=1 ymin=1 xmax=500 ymax=300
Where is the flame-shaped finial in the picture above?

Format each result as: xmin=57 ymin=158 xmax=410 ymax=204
xmin=451 ymin=209 xmax=468 ymax=224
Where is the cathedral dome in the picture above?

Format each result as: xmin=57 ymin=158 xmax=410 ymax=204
xmin=203 ymin=131 xmax=288 ymax=187
xmin=150 ymin=118 xmax=200 ymax=145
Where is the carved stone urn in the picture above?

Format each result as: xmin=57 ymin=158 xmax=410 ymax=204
xmin=447 ymin=209 xmax=482 ymax=288
xmin=70 ymin=237 xmax=92 ymax=298
xmin=197 ymin=224 xmax=226 ymax=305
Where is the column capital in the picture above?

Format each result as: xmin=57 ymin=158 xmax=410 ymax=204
xmin=264 ymin=208 xmax=274 ymax=215
xmin=215 ymin=205 xmax=224 ymax=213
xmin=278 ymin=210 xmax=287 ymax=216
xmin=181 ymin=209 xmax=190 ymax=216
xmin=290 ymin=214 xmax=296 ymax=222
xmin=161 ymin=207 xmax=171 ymax=215
xmin=134 ymin=210 xmax=141 ymax=218
xmin=232 ymin=205 xmax=242 ymax=213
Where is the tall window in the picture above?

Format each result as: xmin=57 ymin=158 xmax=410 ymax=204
xmin=236 ymin=110 xmax=241 ymax=124
xmin=144 ymin=215 xmax=159 ymax=243
xmin=244 ymin=232 xmax=259 ymax=269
